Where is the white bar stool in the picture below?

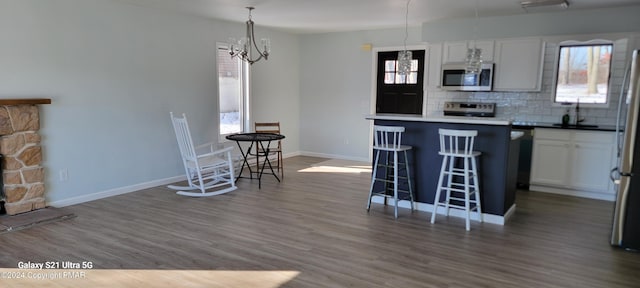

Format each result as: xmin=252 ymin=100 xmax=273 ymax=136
xmin=367 ymin=125 xmax=415 ymax=218
xmin=430 ymin=128 xmax=483 ymax=231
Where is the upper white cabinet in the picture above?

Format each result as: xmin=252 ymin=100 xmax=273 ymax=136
xmin=443 ymin=41 xmax=468 ymax=63
xmin=430 ymin=37 xmax=545 ymax=92
xmin=442 ymin=40 xmax=494 ymax=63
xmin=493 ymin=38 xmax=545 ymax=91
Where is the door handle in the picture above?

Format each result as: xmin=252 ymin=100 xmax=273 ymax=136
xmin=611 ymin=167 xmax=619 ymax=182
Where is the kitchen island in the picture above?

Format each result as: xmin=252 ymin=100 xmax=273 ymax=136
xmin=367 ymin=114 xmax=520 ymax=224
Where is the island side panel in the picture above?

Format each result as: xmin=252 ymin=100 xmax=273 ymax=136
xmin=374 ymin=119 xmax=512 ymax=216
xmin=505 ymin=137 xmax=521 ymax=212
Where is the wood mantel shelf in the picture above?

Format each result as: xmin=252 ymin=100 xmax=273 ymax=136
xmin=0 ymin=98 xmax=51 ymax=105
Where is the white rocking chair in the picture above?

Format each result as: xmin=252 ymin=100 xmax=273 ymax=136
xmin=168 ymin=112 xmax=237 ymax=197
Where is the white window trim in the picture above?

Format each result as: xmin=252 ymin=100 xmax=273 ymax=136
xmin=217 ymin=42 xmax=251 ymax=142
xmin=550 ymin=39 xmax=614 ymax=109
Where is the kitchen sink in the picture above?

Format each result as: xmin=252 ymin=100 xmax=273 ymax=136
xmin=552 ymin=123 xmax=599 ymax=129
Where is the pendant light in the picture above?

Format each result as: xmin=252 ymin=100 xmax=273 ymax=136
xmin=397 ymin=0 xmax=412 ymax=76
xmin=465 ymin=0 xmax=482 ymax=74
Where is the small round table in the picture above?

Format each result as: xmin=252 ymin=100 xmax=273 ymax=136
xmin=225 ymin=132 xmax=285 ymax=189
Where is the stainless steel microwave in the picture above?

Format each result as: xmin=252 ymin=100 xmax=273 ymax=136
xmin=441 ymin=62 xmax=494 ymax=91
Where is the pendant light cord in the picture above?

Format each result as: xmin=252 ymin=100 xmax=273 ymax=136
xmin=473 ymin=0 xmax=479 ymax=47
xmin=403 ymin=0 xmax=411 ymax=51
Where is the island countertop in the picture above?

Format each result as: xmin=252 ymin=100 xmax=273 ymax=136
xmin=366 ymin=113 xmax=511 ymax=126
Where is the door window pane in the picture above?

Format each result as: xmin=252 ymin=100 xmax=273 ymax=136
xmin=384 ymin=59 xmax=419 ymax=84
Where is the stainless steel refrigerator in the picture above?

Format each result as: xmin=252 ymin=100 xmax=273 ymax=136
xmin=611 ymin=49 xmax=640 ymax=250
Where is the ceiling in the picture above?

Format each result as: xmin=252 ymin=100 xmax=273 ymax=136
xmin=117 ymin=0 xmax=640 ymax=34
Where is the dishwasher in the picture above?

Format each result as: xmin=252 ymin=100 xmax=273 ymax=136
xmin=514 ymin=128 xmax=534 ymax=189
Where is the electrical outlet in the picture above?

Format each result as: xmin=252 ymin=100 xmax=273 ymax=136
xmin=59 ymin=169 xmax=68 ymax=182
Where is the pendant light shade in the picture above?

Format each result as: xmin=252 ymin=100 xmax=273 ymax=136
xmin=398 ymin=50 xmax=413 ymax=75
xmin=465 ymin=47 xmax=483 ymax=74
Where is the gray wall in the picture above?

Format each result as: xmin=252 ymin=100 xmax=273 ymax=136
xmin=298 ymin=27 xmax=422 ymax=161
xmin=0 ymin=0 xmax=300 ymax=205
xmin=422 ymin=5 xmax=640 ymax=42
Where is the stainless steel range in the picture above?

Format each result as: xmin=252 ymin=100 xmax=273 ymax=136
xmin=443 ymin=101 xmax=496 ymax=117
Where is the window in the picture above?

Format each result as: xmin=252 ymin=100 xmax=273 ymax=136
xmin=217 ymin=44 xmax=248 ymax=136
xmin=376 ymin=50 xmax=425 ymax=115
xmin=554 ymin=43 xmax=613 ymax=105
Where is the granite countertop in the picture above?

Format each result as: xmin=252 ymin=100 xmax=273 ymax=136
xmin=366 ymin=114 xmax=617 ymax=131
xmin=511 ymin=121 xmax=617 ymax=132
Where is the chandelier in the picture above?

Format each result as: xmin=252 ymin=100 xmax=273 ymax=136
xmin=465 ymin=0 xmax=482 ymax=74
xmin=397 ymin=0 xmax=412 ymax=76
xmin=229 ymin=7 xmax=270 ymax=65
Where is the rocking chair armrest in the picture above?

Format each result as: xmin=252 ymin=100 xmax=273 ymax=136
xmin=196 ymin=145 xmax=234 ymax=159
xmin=195 ymin=141 xmax=217 ymax=152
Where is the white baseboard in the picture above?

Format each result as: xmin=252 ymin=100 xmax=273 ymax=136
xmin=283 ymin=151 xmax=302 ymax=159
xmin=529 ymin=185 xmax=616 ymax=201
xmin=501 ymin=203 xmax=517 ymax=225
xmin=370 ymin=196 xmax=514 ymax=225
xmin=47 ymin=175 xmax=187 ymax=208
xmin=44 ymin=151 xmax=319 ymax=208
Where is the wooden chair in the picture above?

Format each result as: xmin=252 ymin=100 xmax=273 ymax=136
xmin=254 ymin=122 xmax=284 ymax=179
xmin=168 ymin=112 xmax=237 ymax=196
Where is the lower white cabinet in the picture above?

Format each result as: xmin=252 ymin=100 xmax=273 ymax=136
xmin=530 ymin=128 xmax=616 ymax=200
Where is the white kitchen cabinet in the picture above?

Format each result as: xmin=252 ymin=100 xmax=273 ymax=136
xmin=571 ymin=132 xmax=617 ymax=192
xmin=493 ymin=38 xmax=545 ymax=91
xmin=529 ymin=138 xmax=571 ymax=186
xmin=443 ymin=41 xmax=468 ymax=63
xmin=442 ymin=40 xmax=494 ymax=63
xmin=530 ymin=128 xmax=616 ymax=201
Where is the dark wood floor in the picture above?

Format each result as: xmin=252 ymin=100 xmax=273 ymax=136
xmin=0 ymin=156 xmax=639 ymax=287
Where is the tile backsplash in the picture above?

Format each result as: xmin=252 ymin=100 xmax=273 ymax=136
xmin=426 ymin=39 xmax=629 ymax=126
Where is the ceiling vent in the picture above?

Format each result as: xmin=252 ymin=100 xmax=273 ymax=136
xmin=521 ymin=0 xmax=569 ymax=12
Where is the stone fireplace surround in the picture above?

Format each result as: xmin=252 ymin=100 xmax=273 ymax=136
xmin=0 ymin=99 xmax=51 ymax=215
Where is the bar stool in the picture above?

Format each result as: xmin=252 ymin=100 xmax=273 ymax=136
xmin=367 ymin=125 xmax=415 ymax=218
xmin=430 ymin=128 xmax=482 ymax=231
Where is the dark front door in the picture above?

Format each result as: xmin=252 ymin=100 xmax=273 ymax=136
xmin=376 ymin=50 xmax=425 ymax=115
